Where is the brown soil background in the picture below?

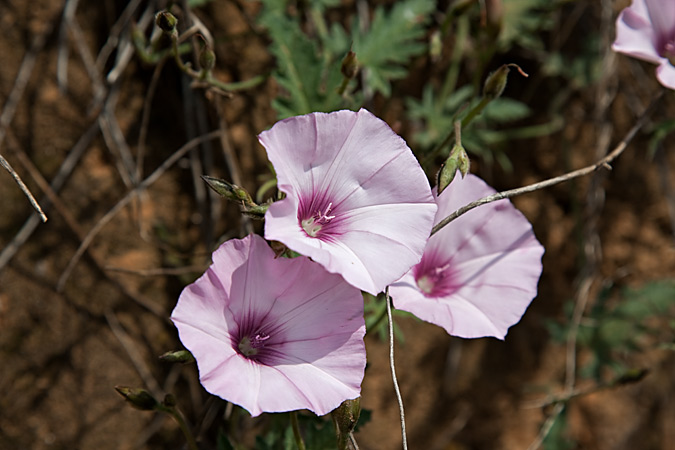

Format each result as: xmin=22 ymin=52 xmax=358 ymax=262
xmin=1 ymin=1 xmax=674 ymax=449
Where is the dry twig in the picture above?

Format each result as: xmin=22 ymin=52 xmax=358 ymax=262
xmin=431 ymin=89 xmax=664 ymax=237
xmin=57 ymin=130 xmax=223 ymax=291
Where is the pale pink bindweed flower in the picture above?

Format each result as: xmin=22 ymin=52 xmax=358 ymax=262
xmin=261 ymin=109 xmax=437 ymax=295
xmin=612 ymin=0 xmax=675 ymax=89
xmin=389 ymin=175 xmax=544 ymax=339
xmin=171 ymin=234 xmax=366 ymax=417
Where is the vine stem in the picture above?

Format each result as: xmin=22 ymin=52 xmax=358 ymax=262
xmin=386 ymin=288 xmax=408 ymax=450
xmin=431 ymin=88 xmax=665 ymax=236
xmin=290 ymin=411 xmax=306 ymax=450
xmin=157 ymin=404 xmax=199 ymax=450
xmin=57 ymin=130 xmax=223 ymax=291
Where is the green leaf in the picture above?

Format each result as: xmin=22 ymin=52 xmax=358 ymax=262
xmin=258 ymin=1 xmax=348 ymax=117
xmin=483 ymin=98 xmax=531 ymax=122
xmin=499 ymin=0 xmax=557 ymax=51
xmin=557 ymin=279 xmax=675 ymax=380
xmin=353 ymin=0 xmax=436 ymax=96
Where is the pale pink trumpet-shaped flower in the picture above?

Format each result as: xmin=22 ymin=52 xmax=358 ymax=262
xmin=389 ymin=175 xmax=544 ymax=339
xmin=171 ymin=234 xmax=366 ymax=417
xmin=261 ymin=109 xmax=437 ymax=295
xmin=612 ymin=0 xmax=675 ymax=89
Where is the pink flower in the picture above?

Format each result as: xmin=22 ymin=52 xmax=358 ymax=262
xmin=171 ymin=234 xmax=366 ymax=417
xmin=612 ymin=0 xmax=675 ymax=89
xmin=261 ymin=109 xmax=437 ymax=295
xmin=389 ymin=175 xmax=544 ymax=339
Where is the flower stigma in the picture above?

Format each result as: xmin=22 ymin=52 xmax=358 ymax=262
xmin=301 ymin=202 xmax=335 ymax=238
xmin=238 ymin=332 xmax=270 ymax=358
xmin=415 ymin=262 xmax=456 ymax=298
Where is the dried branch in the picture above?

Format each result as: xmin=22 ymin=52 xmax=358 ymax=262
xmin=57 ymin=130 xmax=223 ymax=291
xmin=386 ymin=288 xmax=408 ymax=450
xmin=431 ymin=88 xmax=664 ymax=237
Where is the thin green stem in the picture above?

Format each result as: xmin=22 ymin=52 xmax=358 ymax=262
xmin=206 ymin=73 xmax=266 ymax=92
xmin=290 ymin=411 xmax=306 ymax=450
xmin=169 ymin=32 xmax=264 ymax=94
xmin=337 ymin=76 xmax=350 ymax=97
xmin=157 ymin=404 xmax=199 ymax=450
xmin=427 ymin=96 xmax=490 ymax=163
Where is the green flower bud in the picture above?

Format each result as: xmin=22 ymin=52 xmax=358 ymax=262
xmin=115 ymin=386 xmax=158 ymax=411
xmin=202 ymin=175 xmax=254 ymax=205
xmin=155 ymin=11 xmax=178 ymax=34
xmin=159 ymin=349 xmax=195 ymax=364
xmin=437 ymin=121 xmax=470 ymax=195
xmin=437 ymin=145 xmax=467 ymax=195
xmin=483 ymin=63 xmax=528 ymax=101
xmin=199 ymin=45 xmax=216 ymax=72
xmin=332 ymin=397 xmax=361 ymax=450
xmin=340 ymin=51 xmax=359 ymax=79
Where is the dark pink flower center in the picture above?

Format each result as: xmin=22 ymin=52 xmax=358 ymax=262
xmin=237 ymin=331 xmax=271 ymax=359
xmin=413 ymin=254 xmax=458 ymax=298
xmin=301 ymin=202 xmax=335 ymax=237
xmin=298 ymin=195 xmax=342 ymax=241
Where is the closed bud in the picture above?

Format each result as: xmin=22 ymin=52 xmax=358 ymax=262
xmin=437 ymin=121 xmax=470 ymax=195
xmin=340 ymin=51 xmax=359 ymax=79
xmin=159 ymin=349 xmax=195 ymax=364
xmin=483 ymin=63 xmax=528 ymax=100
xmin=332 ymin=397 xmax=361 ymax=450
xmin=437 ymin=147 xmax=459 ymax=195
xmin=155 ymin=11 xmax=178 ymax=34
xmin=115 ymin=386 xmax=158 ymax=411
xmin=202 ymin=175 xmax=254 ymax=205
xmin=199 ymin=45 xmax=216 ymax=72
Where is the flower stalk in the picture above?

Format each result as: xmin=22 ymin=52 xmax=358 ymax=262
xmin=114 ymin=387 xmax=198 ymax=450
xmin=290 ymin=411 xmax=307 ymax=450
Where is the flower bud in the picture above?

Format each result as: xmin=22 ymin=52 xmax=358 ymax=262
xmin=202 ymin=175 xmax=254 ymax=205
xmin=340 ymin=51 xmax=359 ymax=79
xmin=332 ymin=397 xmax=361 ymax=450
xmin=437 ymin=121 xmax=470 ymax=195
xmin=159 ymin=349 xmax=195 ymax=364
xmin=437 ymin=142 xmax=470 ymax=195
xmin=155 ymin=11 xmax=178 ymax=34
xmin=115 ymin=386 xmax=158 ymax=411
xmin=199 ymin=45 xmax=216 ymax=72
xmin=483 ymin=63 xmax=528 ymax=100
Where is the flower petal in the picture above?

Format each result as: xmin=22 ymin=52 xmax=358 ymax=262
xmin=612 ymin=1 xmax=662 ymax=64
xmin=171 ymin=234 xmax=366 ymax=416
xmin=644 ymin=0 xmax=675 ymax=46
xmin=389 ymin=175 xmax=544 ymax=339
xmin=656 ymin=60 xmax=675 ymax=89
xmin=262 ymin=109 xmax=436 ymax=294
